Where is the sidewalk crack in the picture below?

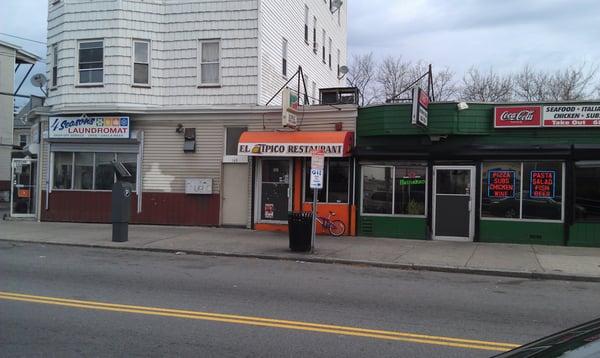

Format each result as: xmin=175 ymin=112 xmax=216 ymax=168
xmin=464 ymin=244 xmax=479 ymax=267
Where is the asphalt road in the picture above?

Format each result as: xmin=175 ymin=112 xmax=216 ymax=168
xmin=1 ymin=242 xmax=599 ymax=357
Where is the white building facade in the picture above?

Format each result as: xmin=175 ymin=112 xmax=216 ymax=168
xmin=39 ymin=0 xmax=356 ymax=230
xmin=47 ymin=0 xmax=347 ymax=111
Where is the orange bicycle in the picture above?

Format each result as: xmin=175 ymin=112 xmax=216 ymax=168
xmin=315 ymin=211 xmax=346 ymax=237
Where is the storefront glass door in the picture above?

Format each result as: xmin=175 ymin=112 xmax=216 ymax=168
xmin=11 ymin=158 xmax=37 ymax=218
xmin=258 ymin=159 xmax=292 ymax=222
xmin=433 ymin=166 xmax=475 ymax=241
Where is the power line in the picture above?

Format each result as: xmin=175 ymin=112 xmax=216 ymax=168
xmin=0 ymin=32 xmax=46 ymax=45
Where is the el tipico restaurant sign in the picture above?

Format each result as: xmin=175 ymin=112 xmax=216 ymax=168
xmin=49 ymin=116 xmax=130 ymax=138
xmin=495 ymin=105 xmax=600 ymax=128
xmin=238 ymin=143 xmax=345 ymax=157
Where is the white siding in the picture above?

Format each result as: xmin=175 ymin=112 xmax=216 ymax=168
xmin=0 ymin=44 xmax=16 ymax=183
xmin=135 ymin=105 xmax=356 ymax=194
xmin=47 ymin=0 xmax=260 ymax=111
xmin=258 ymin=0 xmax=347 ymax=105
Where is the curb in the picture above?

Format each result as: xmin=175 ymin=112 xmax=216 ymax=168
xmin=3 ymin=239 xmax=600 ymax=283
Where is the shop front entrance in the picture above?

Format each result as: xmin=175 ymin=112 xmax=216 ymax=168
xmin=256 ymin=158 xmax=292 ymax=223
xmin=432 ymin=166 xmax=475 ymax=241
xmin=10 ymin=158 xmax=37 ymax=218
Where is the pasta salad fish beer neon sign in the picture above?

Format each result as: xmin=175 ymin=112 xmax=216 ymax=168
xmin=49 ymin=116 xmax=130 ymax=138
xmin=494 ymin=105 xmax=600 ymax=128
xmin=530 ymin=170 xmax=556 ymax=199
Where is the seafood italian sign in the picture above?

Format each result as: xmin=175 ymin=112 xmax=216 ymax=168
xmin=49 ymin=116 xmax=130 ymax=138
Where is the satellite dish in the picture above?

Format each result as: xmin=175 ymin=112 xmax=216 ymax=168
xmin=31 ymin=73 xmax=48 ymax=88
xmin=339 ymin=65 xmax=349 ymax=75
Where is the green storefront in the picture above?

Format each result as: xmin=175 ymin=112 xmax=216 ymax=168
xmin=355 ymin=102 xmax=600 ymax=247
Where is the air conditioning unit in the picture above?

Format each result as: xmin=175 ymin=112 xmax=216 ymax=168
xmin=319 ymin=87 xmax=359 ymax=105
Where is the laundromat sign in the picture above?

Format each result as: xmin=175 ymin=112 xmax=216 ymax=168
xmin=49 ymin=116 xmax=130 ymax=138
xmin=494 ymin=105 xmax=600 ymax=128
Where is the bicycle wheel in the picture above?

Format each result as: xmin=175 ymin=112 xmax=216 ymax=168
xmin=328 ymin=220 xmax=345 ymax=237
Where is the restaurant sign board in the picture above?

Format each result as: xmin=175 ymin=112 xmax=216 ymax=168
xmin=49 ymin=116 xmax=130 ymax=139
xmin=542 ymin=105 xmax=600 ymax=127
xmin=494 ymin=106 xmax=542 ymax=128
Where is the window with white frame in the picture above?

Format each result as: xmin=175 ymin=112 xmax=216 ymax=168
xmin=223 ymin=127 xmax=248 ymax=163
xmin=322 ymin=29 xmax=326 ymax=63
xmin=481 ymin=161 xmax=564 ymax=221
xmin=78 ymin=40 xmax=103 ymax=84
xmin=19 ymin=134 xmax=28 ymax=148
xmin=328 ymin=37 xmax=332 ymax=69
xmin=132 ymin=39 xmax=150 ymax=85
xmin=51 ymin=43 xmax=58 ymax=87
xmin=336 ymin=48 xmax=340 ymax=76
xmin=303 ymin=73 xmax=309 ymax=103
xmin=198 ymin=39 xmax=220 ymax=86
xmin=361 ymin=163 xmax=427 ymax=216
xmin=304 ymin=5 xmax=309 ymax=43
xmin=53 ymin=152 xmax=137 ymax=191
xmin=313 ymin=17 xmax=317 ymax=53
xmin=282 ymin=38 xmax=288 ymax=77
xmin=311 ymin=81 xmax=317 ymax=103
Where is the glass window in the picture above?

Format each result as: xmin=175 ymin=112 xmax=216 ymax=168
xmin=328 ymin=159 xmax=350 ymax=203
xmin=74 ymin=152 xmax=93 ymax=190
xmin=19 ymin=135 xmax=27 ymax=147
xmin=304 ymin=5 xmax=309 ymax=43
xmin=394 ymin=166 xmax=426 ymax=215
xmin=133 ymin=40 xmax=150 ymax=85
xmin=312 ymin=17 xmax=317 ymax=53
xmin=362 ymin=166 xmax=393 ymax=214
xmin=523 ymin=161 xmax=562 ymax=220
xmin=481 ymin=162 xmax=521 ymax=219
xmin=52 ymin=44 xmax=58 ymax=87
xmin=436 ymin=169 xmax=470 ymax=195
xmin=322 ymin=29 xmax=326 ymax=62
xmin=78 ymin=40 xmax=103 ymax=84
xmin=199 ymin=40 xmax=220 ymax=85
xmin=481 ymin=161 xmax=563 ymax=221
xmin=95 ymin=153 xmax=115 ymax=190
xmin=575 ymin=162 xmax=600 ymax=222
xmin=282 ymin=38 xmax=288 ymax=77
xmin=53 ymin=152 xmax=73 ymax=189
xmin=225 ymin=127 xmax=247 ymax=157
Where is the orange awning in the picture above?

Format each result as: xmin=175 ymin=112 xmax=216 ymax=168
xmin=238 ymin=131 xmax=354 ymax=157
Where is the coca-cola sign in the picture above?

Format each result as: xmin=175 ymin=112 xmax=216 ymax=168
xmin=494 ymin=106 xmax=542 ymax=128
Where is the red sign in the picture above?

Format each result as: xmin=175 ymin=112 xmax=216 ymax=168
xmin=494 ymin=106 xmax=542 ymax=128
xmin=530 ymin=171 xmax=555 ymax=199
xmin=488 ymin=170 xmax=515 ymax=198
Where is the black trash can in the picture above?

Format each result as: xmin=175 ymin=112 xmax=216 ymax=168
xmin=288 ymin=212 xmax=312 ymax=252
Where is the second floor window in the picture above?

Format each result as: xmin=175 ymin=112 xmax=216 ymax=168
xmin=282 ymin=38 xmax=288 ymax=77
xmin=313 ymin=17 xmax=317 ymax=53
xmin=133 ymin=40 xmax=150 ymax=85
xmin=322 ymin=30 xmax=326 ymax=63
xmin=328 ymin=37 xmax=332 ymax=69
xmin=304 ymin=5 xmax=309 ymax=43
xmin=51 ymin=44 xmax=58 ymax=87
xmin=198 ymin=39 xmax=220 ymax=86
xmin=78 ymin=40 xmax=103 ymax=84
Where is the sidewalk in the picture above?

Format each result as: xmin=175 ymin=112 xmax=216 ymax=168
xmin=1 ymin=220 xmax=600 ymax=281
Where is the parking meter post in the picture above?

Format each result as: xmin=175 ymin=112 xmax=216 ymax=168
xmin=311 ymin=189 xmax=317 ymax=252
xmin=111 ymin=160 xmax=132 ymax=243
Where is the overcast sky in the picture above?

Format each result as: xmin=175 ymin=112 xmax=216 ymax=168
xmin=2 ymin=0 xmax=599 ymax=106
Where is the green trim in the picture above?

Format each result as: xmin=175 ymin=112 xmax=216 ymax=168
xmin=568 ymin=223 xmax=600 ymax=247
xmin=479 ymin=220 xmax=563 ymax=245
xmin=358 ymin=215 xmax=427 ymax=239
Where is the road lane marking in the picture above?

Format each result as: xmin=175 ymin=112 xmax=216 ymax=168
xmin=0 ymin=291 xmax=519 ymax=352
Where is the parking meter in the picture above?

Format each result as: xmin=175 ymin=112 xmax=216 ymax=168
xmin=111 ymin=159 xmax=132 ymax=242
